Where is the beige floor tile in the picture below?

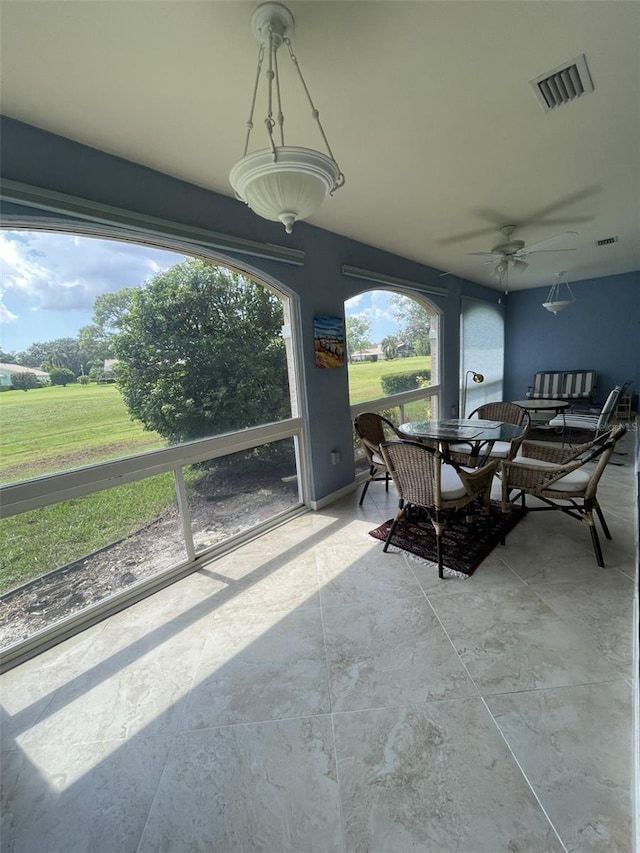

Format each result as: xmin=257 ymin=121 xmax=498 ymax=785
xmin=138 ymin=717 xmax=344 ymax=853
xmin=333 ymin=699 xmax=564 ymax=852
xmin=487 ymin=681 xmax=633 ymax=853
xmin=323 ymin=598 xmax=476 ymax=712
xmin=429 ymin=586 xmax=615 ymax=694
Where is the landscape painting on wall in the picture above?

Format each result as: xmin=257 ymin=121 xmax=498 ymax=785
xmin=314 ymin=315 xmax=345 ymax=369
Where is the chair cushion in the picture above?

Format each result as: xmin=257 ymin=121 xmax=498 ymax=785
xmin=486 ymin=440 xmax=511 ymax=458
xmin=548 ymin=415 xmax=597 ymax=429
xmin=440 ymin=464 xmax=467 ymax=500
xmin=512 ymin=455 xmax=591 ymax=491
xmin=446 ymin=442 xmax=473 ymax=454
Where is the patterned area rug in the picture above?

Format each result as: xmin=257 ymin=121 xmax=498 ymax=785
xmin=368 ymin=504 xmax=524 ymax=578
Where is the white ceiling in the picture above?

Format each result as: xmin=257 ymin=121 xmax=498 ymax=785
xmin=1 ymin=0 xmax=639 ymax=292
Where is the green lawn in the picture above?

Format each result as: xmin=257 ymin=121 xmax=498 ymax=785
xmin=348 ymin=355 xmax=431 ymax=404
xmin=0 ymin=363 xmax=434 ymax=595
xmin=0 ymin=383 xmax=164 ymax=484
xmin=0 ymin=383 xmax=170 ymax=593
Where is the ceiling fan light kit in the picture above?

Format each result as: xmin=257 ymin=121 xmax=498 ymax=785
xmin=229 ymin=2 xmax=344 ymax=233
xmin=467 ymin=224 xmax=579 ymax=293
xmin=542 ymin=272 xmax=576 ymax=314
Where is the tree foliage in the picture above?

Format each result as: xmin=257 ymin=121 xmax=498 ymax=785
xmin=78 ymin=288 xmax=137 ymax=366
xmin=49 ymin=367 xmax=76 ymax=387
xmin=10 ymin=371 xmax=41 ymax=391
xmin=114 ymin=260 xmax=290 ymax=444
xmin=16 ymin=338 xmax=90 ymax=377
xmin=390 ymin=294 xmax=431 ymax=356
xmin=345 ymin=315 xmax=372 ymax=361
xmin=381 ymin=334 xmax=399 ymax=360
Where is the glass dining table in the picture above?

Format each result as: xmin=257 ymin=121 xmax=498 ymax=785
xmin=398 ymin=418 xmax=527 ymax=463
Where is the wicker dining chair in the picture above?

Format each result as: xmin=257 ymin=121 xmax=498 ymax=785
xmin=379 ymin=439 xmax=498 ymax=578
xmin=499 ymin=424 xmax=627 ymax=567
xmin=354 ymin=412 xmax=403 ymax=505
xmin=448 ymin=401 xmax=531 ymax=465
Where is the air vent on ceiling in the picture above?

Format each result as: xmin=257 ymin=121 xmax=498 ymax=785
xmin=596 ymin=236 xmax=619 ymax=246
xmin=530 ymin=54 xmax=594 ymax=112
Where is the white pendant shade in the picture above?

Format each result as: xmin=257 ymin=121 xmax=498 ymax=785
xmin=542 ymin=299 xmax=574 ymax=314
xmin=230 ymin=146 xmax=341 ymax=234
xmin=542 ymin=273 xmax=576 ymax=314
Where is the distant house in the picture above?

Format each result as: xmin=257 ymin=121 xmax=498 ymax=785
xmin=350 ymin=345 xmax=385 ymax=363
xmin=0 ymin=362 xmax=50 ymax=388
xmin=103 ymin=359 xmax=118 ymax=381
xmin=396 ymin=342 xmax=416 ymax=358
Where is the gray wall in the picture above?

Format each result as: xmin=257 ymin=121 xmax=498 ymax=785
xmin=0 ymin=117 xmax=497 ymax=502
xmin=3 ymin=117 xmax=637 ymax=500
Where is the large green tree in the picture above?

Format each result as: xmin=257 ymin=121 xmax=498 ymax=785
xmin=345 ymin=315 xmax=372 ymax=362
xmin=78 ymin=288 xmax=137 ymax=366
xmin=114 ymin=260 xmax=290 ymax=444
xmin=390 ymin=294 xmax=431 ymax=356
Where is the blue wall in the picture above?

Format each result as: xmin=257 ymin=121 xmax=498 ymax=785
xmin=504 ymin=272 xmax=640 ymax=409
xmin=0 ymin=116 xmax=498 ymax=502
xmin=2 ymin=117 xmax=637 ymax=500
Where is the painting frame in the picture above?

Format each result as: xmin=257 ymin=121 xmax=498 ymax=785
xmin=314 ymin=315 xmax=345 ymax=369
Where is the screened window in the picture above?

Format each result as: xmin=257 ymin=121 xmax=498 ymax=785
xmin=460 ymin=297 xmax=505 ymax=415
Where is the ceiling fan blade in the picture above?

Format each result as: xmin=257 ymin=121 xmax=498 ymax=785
xmin=467 ymin=251 xmax=499 ymax=257
xmin=525 ymin=248 xmax=577 ymax=255
xmin=511 ymin=258 xmax=529 ymax=272
xmin=524 ymin=231 xmax=579 ymax=251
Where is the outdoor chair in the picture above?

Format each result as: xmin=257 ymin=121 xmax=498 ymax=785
xmin=547 ymin=382 xmax=627 ymax=445
xmin=448 ymin=401 xmax=531 ymax=465
xmin=379 ymin=439 xmax=498 ymax=578
xmin=354 ymin=412 xmax=403 ymax=505
xmin=499 ymin=424 xmax=627 ymax=567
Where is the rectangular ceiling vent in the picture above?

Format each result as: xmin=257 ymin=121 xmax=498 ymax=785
xmin=596 ymin=236 xmax=619 ymax=246
xmin=530 ymin=54 xmax=594 ymax=112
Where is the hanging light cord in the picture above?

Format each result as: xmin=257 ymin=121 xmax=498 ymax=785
xmin=284 ymin=38 xmax=345 ymax=190
xmin=240 ymin=25 xmax=344 ymax=191
xmin=242 ymin=44 xmax=265 ymax=158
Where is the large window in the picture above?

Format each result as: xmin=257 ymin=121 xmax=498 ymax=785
xmin=0 ymin=229 xmax=304 ymax=665
xmin=344 ymin=289 xmax=440 ymax=471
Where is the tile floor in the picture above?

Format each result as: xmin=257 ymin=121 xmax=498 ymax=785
xmin=1 ymin=431 xmax=637 ymax=852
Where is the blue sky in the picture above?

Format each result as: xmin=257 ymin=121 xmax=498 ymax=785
xmin=0 ymin=230 xmax=397 ymax=354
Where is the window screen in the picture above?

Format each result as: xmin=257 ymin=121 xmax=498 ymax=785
xmin=460 ymin=297 xmax=505 ymax=416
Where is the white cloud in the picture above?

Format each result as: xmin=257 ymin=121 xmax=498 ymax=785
xmin=0 ymin=231 xmax=183 ymax=314
xmin=0 ymin=301 xmax=18 ymax=324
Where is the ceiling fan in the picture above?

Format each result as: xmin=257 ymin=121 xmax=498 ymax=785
xmin=467 ymin=224 xmax=579 ymax=284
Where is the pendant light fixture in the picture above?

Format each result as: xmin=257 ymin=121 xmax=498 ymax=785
xmin=229 ymin=2 xmax=344 ymax=234
xmin=542 ymin=271 xmax=576 ymax=314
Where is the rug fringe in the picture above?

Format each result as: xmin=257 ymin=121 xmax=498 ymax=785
xmin=406 ymin=552 xmax=469 ymax=578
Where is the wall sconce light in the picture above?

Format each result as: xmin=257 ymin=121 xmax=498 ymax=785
xmin=461 ymin=370 xmax=484 ymax=417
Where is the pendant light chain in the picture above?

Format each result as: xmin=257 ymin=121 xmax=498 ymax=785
xmin=284 ymin=38 xmax=345 ymax=189
xmin=273 ymin=36 xmax=286 ymax=147
xmin=265 ymin=29 xmax=277 ymax=155
xmin=242 ymin=44 xmax=265 ymax=158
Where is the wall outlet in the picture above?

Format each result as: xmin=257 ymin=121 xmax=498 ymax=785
xmin=331 ymin=451 xmax=340 ymax=465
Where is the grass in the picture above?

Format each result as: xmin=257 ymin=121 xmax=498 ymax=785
xmin=348 ymin=355 xmax=431 ymax=404
xmin=0 ymin=476 xmax=176 ymax=593
xmin=1 ymin=362 xmax=433 ymax=595
xmin=0 ymin=383 xmax=164 ymax=483
xmin=0 ymin=383 xmax=170 ymax=593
